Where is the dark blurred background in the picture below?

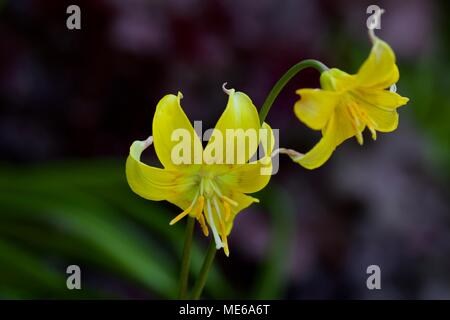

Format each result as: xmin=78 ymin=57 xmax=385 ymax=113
xmin=0 ymin=0 xmax=449 ymax=299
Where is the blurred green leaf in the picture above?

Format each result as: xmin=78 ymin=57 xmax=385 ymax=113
xmin=0 ymin=160 xmax=234 ymax=299
xmin=251 ymin=185 xmax=295 ymax=299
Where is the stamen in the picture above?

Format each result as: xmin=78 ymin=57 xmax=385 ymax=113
xmin=221 ymin=195 xmax=238 ymax=207
xmin=347 ymin=105 xmax=361 ymax=128
xmin=169 ymin=192 xmax=198 ymax=225
xmin=357 ymin=109 xmax=379 ymax=141
xmin=368 ymin=126 xmax=377 ymax=141
xmin=197 ymin=211 xmax=209 ymax=237
xmin=195 ymin=195 xmax=205 ymax=216
xmin=206 ymin=199 xmax=223 ymax=250
xmin=209 ymin=180 xmax=223 ymax=197
xmin=219 ymin=221 xmax=230 ymax=257
xmin=222 ymin=200 xmax=231 ymax=222
xmin=169 ymin=206 xmax=192 ymax=225
xmin=192 ymin=195 xmax=208 ymax=236
xmin=212 ymin=196 xmax=229 ymax=256
xmin=212 ymin=197 xmax=223 ymax=221
xmin=210 ymin=180 xmax=239 ymax=207
xmin=347 ymin=105 xmax=364 ymax=145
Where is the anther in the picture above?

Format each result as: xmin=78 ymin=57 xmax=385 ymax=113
xmin=169 ymin=206 xmax=192 ymax=225
xmin=169 ymin=192 xmax=198 ymax=225
xmin=219 ymin=221 xmax=230 ymax=257
xmin=197 ymin=212 xmax=209 ymax=237
xmin=223 ymin=201 xmax=231 ymax=222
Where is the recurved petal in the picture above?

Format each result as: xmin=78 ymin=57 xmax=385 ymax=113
xmin=126 ymin=137 xmax=197 ymax=205
xmin=206 ymin=88 xmax=261 ymax=165
xmin=290 ymin=114 xmax=339 ymax=169
xmin=294 ymin=88 xmax=340 ymax=130
xmin=261 ymin=122 xmax=275 ymax=156
xmin=353 ymin=89 xmax=409 ymax=111
xmin=359 ymin=103 xmax=399 ymax=132
xmin=152 ymin=93 xmax=203 ymax=169
xmin=356 ymin=35 xmax=399 ymax=89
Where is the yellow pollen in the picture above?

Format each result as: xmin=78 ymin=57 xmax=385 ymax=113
xmin=195 ymin=196 xmax=205 ymax=216
xmin=347 ymin=105 xmax=364 ymax=145
xmin=197 ymin=211 xmax=209 ymax=237
xmin=195 ymin=196 xmax=209 ymax=236
xmin=169 ymin=206 xmax=192 ymax=225
xmin=196 ymin=177 xmax=237 ymax=254
xmin=219 ymin=221 xmax=229 ymax=257
xmin=223 ymin=201 xmax=231 ymax=222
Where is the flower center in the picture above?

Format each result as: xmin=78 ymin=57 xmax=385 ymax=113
xmin=345 ymin=93 xmax=379 ymax=145
xmin=169 ymin=174 xmax=238 ymax=256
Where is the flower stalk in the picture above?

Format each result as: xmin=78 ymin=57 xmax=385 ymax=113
xmin=259 ymin=59 xmax=329 ymax=124
xmin=178 ymin=217 xmax=195 ymax=299
xmin=191 ymin=241 xmax=217 ymax=300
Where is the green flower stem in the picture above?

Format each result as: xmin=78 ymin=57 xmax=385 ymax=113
xmin=191 ymin=241 xmax=217 ymax=300
xmin=178 ymin=217 xmax=195 ymax=299
xmin=259 ymin=59 xmax=329 ymax=124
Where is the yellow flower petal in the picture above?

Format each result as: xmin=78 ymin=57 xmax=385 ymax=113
xmin=217 ymin=162 xmax=271 ymax=194
xmin=358 ymin=103 xmax=399 ymax=132
xmin=320 ymin=68 xmax=357 ymax=92
xmin=288 ymin=33 xmax=409 ymax=170
xmin=152 ymin=93 xmax=203 ymax=169
xmin=333 ymin=103 xmax=365 ymax=146
xmin=352 ymin=89 xmax=410 ymax=111
xmin=222 ymin=191 xmax=259 ymax=235
xmin=206 ymin=89 xmax=260 ymax=164
xmin=215 ymin=122 xmax=273 ymax=193
xmin=261 ymin=122 xmax=275 ymax=156
xmin=291 ymin=114 xmax=339 ymax=169
xmin=294 ymin=88 xmax=340 ymax=130
xmin=356 ymin=36 xmax=399 ymax=89
xmin=126 ymin=137 xmax=197 ymax=205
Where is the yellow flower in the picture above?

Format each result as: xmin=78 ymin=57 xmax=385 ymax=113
xmin=288 ymin=31 xmax=409 ymax=169
xmin=126 ymin=88 xmax=274 ymax=256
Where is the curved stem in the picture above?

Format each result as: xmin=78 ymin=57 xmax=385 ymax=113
xmin=259 ymin=59 xmax=329 ymax=124
xmin=178 ymin=217 xmax=195 ymax=299
xmin=191 ymin=241 xmax=217 ymax=300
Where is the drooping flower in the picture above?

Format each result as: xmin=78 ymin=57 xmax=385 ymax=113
xmin=126 ymin=88 xmax=274 ymax=256
xmin=286 ymin=31 xmax=409 ymax=169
